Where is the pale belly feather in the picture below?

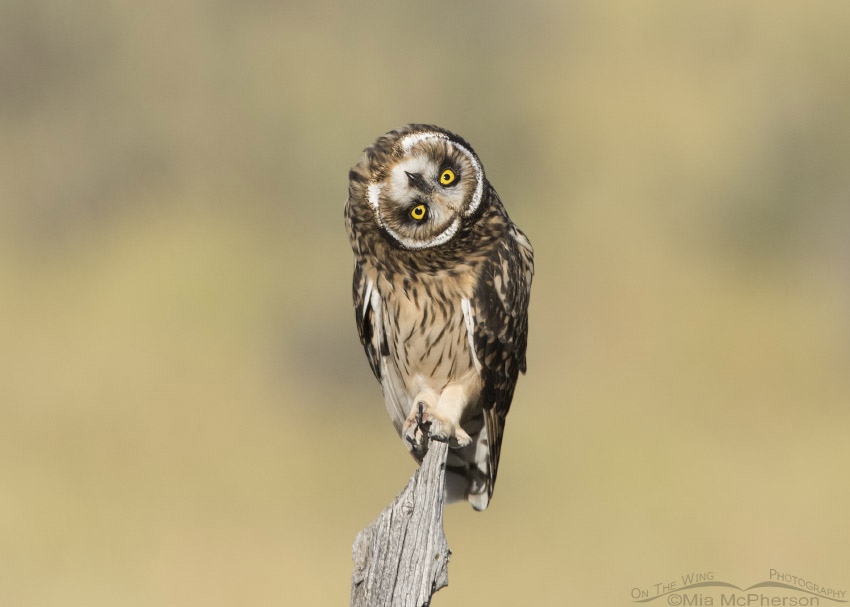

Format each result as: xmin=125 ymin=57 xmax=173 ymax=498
xmin=378 ymin=279 xmax=481 ymax=435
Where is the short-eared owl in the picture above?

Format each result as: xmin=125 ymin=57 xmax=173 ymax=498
xmin=345 ymin=125 xmax=533 ymax=510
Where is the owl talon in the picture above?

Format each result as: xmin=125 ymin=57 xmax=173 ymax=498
xmin=403 ymin=398 xmax=472 ymax=452
xmin=402 ymin=413 xmax=428 ymax=456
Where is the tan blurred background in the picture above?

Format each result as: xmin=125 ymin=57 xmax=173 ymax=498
xmin=2 ymin=1 xmax=849 ymax=605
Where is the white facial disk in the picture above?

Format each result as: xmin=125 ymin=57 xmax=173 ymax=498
xmin=367 ymin=132 xmax=484 ymax=250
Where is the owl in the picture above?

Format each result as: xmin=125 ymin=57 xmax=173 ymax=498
xmin=345 ymin=124 xmax=534 ymax=511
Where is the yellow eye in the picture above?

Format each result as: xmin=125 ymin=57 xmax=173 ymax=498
xmin=439 ymin=169 xmax=456 ymax=186
xmin=410 ymin=204 xmax=426 ymax=220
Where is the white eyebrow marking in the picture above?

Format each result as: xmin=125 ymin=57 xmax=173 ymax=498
xmin=367 ymin=183 xmax=382 ymax=211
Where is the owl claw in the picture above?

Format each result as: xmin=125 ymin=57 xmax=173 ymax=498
xmin=416 ymin=401 xmax=426 ymax=429
xmin=403 ymin=398 xmax=472 ymax=454
xmin=405 ymin=432 xmax=420 ymax=454
xmin=403 ymin=407 xmax=429 ymax=457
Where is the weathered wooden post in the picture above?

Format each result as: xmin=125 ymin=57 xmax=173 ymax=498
xmin=350 ymin=440 xmax=451 ymax=607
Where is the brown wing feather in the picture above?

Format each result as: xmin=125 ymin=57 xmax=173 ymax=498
xmin=471 ymin=225 xmax=534 ymax=500
xmin=352 ymin=259 xmax=383 ymax=382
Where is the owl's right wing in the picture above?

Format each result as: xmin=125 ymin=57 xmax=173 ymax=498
xmin=352 ymin=259 xmax=384 ymax=382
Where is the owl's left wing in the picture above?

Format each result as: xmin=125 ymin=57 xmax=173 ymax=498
xmin=470 ymin=225 xmax=534 ymax=500
xmin=352 ymin=259 xmax=383 ymax=382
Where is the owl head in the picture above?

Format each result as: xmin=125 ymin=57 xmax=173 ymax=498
xmin=348 ymin=125 xmax=487 ymax=250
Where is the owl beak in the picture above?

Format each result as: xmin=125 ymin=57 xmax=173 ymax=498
xmin=405 ymin=171 xmax=431 ymax=193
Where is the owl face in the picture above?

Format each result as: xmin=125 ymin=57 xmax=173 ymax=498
xmin=363 ymin=128 xmax=485 ymax=250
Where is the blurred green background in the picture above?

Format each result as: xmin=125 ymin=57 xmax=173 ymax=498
xmin=2 ymin=1 xmax=849 ymax=605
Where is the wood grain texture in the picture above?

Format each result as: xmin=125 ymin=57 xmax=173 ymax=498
xmin=350 ymin=440 xmax=451 ymax=607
